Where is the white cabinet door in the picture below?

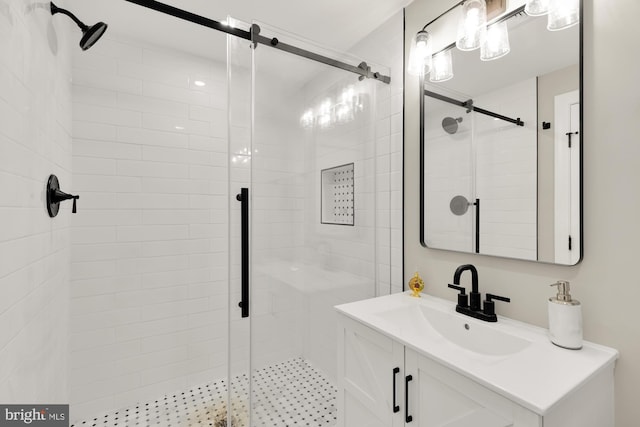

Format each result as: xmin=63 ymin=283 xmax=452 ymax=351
xmin=404 ymin=349 xmax=540 ymax=427
xmin=337 ymin=316 xmax=405 ymax=427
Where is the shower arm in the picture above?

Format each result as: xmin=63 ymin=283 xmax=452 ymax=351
xmin=122 ymin=0 xmax=391 ymax=84
xmin=424 ymin=89 xmax=524 ymax=127
xmin=50 ymin=2 xmax=88 ymax=31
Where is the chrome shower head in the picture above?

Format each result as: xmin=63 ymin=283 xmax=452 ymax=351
xmin=442 ymin=116 xmax=463 ymax=134
xmin=51 ymin=2 xmax=108 ymax=51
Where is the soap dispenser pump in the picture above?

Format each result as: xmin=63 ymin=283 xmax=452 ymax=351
xmin=548 ymin=281 xmax=583 ymax=350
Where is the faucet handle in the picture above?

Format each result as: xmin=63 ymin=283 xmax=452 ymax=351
xmin=483 ymin=293 xmax=510 ymax=316
xmin=447 ymin=284 xmax=465 ymax=293
xmin=448 ymin=284 xmax=468 ymax=308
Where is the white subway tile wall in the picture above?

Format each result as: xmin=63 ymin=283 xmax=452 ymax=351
xmin=474 ymin=79 xmax=537 ymax=260
xmin=349 ymin=12 xmax=404 ymax=295
xmin=70 ymin=36 xmax=229 ymax=421
xmin=0 ymin=0 xmax=72 ymax=404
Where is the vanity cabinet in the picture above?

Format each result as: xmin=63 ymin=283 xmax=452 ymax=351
xmin=337 ymin=312 xmax=616 ymax=427
xmin=403 ymin=349 xmax=538 ymax=427
xmin=337 ymin=315 xmax=405 ymax=426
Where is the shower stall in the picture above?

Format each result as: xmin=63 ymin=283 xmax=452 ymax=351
xmin=67 ymin=3 xmax=393 ymax=426
xmin=422 ymin=82 xmax=537 ymax=259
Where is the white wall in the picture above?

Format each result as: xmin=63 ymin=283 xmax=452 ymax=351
xmin=0 ymin=0 xmax=72 ymax=403
xmin=405 ymin=0 xmax=640 ymax=425
xmin=69 ymin=35 xmax=228 ymax=420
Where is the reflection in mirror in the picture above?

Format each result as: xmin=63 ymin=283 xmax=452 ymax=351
xmin=419 ymin=2 xmax=581 ymax=265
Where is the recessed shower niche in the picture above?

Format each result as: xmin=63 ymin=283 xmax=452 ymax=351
xmin=321 ymin=163 xmax=355 ymax=225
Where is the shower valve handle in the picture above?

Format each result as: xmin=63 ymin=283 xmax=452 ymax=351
xmin=52 ymin=189 xmax=80 ymax=213
xmin=46 ymin=174 xmax=79 ymax=217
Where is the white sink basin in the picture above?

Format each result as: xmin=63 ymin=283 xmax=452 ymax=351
xmin=376 ymin=304 xmax=531 ymax=356
xmin=335 ymin=292 xmax=619 ymax=415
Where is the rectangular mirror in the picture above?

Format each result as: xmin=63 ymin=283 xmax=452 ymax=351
xmin=420 ymin=2 xmax=582 ymax=265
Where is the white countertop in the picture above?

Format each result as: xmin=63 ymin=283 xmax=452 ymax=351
xmin=335 ymin=292 xmax=619 ymax=415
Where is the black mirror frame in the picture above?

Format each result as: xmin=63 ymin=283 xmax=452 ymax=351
xmin=418 ymin=0 xmax=584 ymax=265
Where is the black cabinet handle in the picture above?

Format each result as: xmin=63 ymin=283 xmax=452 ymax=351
xmin=405 ymin=374 xmax=413 ymax=423
xmin=392 ymin=367 xmax=400 ymax=413
xmin=236 ymin=188 xmax=249 ymax=318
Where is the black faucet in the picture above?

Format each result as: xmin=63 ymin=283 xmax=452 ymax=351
xmin=447 ymin=264 xmax=510 ymax=322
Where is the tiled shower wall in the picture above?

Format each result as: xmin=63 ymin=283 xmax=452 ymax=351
xmin=69 ymin=36 xmax=228 ymax=420
xmin=348 ymin=11 xmax=404 ymax=295
xmin=0 ymin=0 xmax=72 ymax=403
xmin=294 ymin=11 xmax=405 ymax=380
xmin=423 ymin=95 xmax=474 ymax=251
xmin=424 ymin=79 xmax=536 ymax=259
xmin=474 ymin=79 xmax=537 ymax=260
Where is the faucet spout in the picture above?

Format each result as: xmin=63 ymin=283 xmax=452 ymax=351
xmin=448 ymin=264 xmax=510 ymax=322
xmin=453 ymin=264 xmax=478 ymax=293
xmin=453 ymin=264 xmax=480 ymax=310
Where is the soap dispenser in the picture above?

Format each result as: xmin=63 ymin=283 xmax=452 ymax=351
xmin=548 ymin=281 xmax=583 ymax=350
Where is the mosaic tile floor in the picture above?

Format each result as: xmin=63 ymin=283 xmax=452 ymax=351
xmin=71 ymin=358 xmax=337 ymax=427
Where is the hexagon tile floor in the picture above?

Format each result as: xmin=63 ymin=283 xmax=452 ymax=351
xmin=70 ymin=358 xmax=337 ymax=427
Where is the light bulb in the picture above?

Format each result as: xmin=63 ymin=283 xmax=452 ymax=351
xmin=341 ymin=86 xmax=355 ymax=104
xmin=408 ymin=31 xmax=433 ymax=76
xmin=456 ymin=0 xmax=487 ymax=51
xmin=430 ymin=50 xmax=453 ymax=83
xmin=525 ymin=0 xmax=549 ymax=16
xmin=300 ymin=109 xmax=314 ymax=128
xmin=336 ymin=104 xmax=352 ymax=123
xmin=547 ymin=0 xmax=579 ymax=31
xmin=318 ymin=114 xmax=331 ymax=128
xmin=317 ymin=99 xmax=333 ymax=128
xmin=480 ymin=21 xmax=510 ymax=61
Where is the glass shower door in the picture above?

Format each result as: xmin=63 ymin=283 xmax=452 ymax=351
xmin=227 ymin=17 xmax=253 ymax=427
xmin=248 ymin=21 xmax=391 ymax=427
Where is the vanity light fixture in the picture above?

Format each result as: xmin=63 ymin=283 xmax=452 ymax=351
xmin=524 ymin=0 xmax=549 ymax=16
xmin=410 ymin=0 xmax=580 ymax=81
xmin=547 ymin=0 xmax=579 ymax=31
xmin=300 ymin=109 xmax=314 ymax=128
xmin=456 ymin=0 xmax=487 ymax=51
xmin=480 ymin=20 xmax=510 ymax=61
xmin=408 ymin=30 xmax=433 ymax=76
xmin=298 ymin=85 xmax=367 ymax=130
xmin=430 ymin=49 xmax=454 ymax=82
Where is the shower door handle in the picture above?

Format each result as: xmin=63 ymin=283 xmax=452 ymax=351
xmin=236 ymin=188 xmax=249 ymax=318
xmin=474 ymin=198 xmax=480 ymax=254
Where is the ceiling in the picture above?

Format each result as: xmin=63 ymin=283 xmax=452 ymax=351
xmin=64 ymin=0 xmax=410 ymax=61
